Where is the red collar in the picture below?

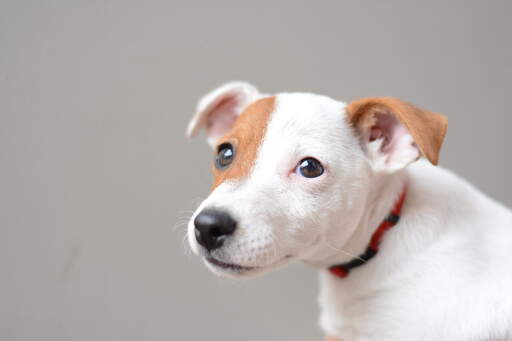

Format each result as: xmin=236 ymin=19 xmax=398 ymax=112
xmin=329 ymin=187 xmax=407 ymax=278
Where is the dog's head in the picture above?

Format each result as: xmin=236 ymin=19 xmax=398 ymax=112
xmin=186 ymin=82 xmax=447 ymax=278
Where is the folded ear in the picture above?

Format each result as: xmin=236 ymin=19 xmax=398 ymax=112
xmin=187 ymin=82 xmax=261 ymax=147
xmin=346 ymin=97 xmax=448 ymax=172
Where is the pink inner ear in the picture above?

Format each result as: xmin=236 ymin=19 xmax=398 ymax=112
xmin=206 ymin=96 xmax=240 ymax=140
xmin=368 ymin=112 xmax=419 ymax=170
xmin=373 ymin=112 xmax=406 ymax=153
xmin=369 ymin=127 xmax=383 ymax=141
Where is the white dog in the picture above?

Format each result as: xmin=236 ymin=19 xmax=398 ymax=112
xmin=186 ymin=82 xmax=512 ymax=341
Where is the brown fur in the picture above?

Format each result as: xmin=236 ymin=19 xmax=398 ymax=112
xmin=211 ymin=97 xmax=276 ymax=190
xmin=346 ymin=97 xmax=448 ymax=165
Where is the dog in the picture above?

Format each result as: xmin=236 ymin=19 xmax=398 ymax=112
xmin=185 ymin=82 xmax=512 ymax=341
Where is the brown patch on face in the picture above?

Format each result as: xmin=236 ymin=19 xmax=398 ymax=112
xmin=346 ymin=97 xmax=448 ymax=165
xmin=211 ymin=96 xmax=276 ymax=190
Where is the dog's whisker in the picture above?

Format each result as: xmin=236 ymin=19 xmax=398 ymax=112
xmin=173 ymin=208 xmax=199 ymax=232
xmin=325 ymin=242 xmax=367 ymax=263
xmin=173 ymin=222 xmax=190 ymax=234
xmin=181 ymin=232 xmax=193 ymax=256
xmin=268 ymin=230 xmax=280 ymax=263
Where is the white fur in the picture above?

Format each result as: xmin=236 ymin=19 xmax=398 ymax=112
xmin=187 ymin=83 xmax=512 ymax=340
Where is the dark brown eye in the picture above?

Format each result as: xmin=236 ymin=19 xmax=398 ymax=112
xmin=215 ymin=143 xmax=235 ymax=169
xmin=296 ymin=157 xmax=324 ymax=178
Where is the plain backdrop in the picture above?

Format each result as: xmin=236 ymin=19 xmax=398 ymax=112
xmin=1 ymin=1 xmax=511 ymax=340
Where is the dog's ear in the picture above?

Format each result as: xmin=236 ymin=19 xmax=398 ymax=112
xmin=346 ymin=97 xmax=448 ymax=172
xmin=187 ymin=82 xmax=261 ymax=147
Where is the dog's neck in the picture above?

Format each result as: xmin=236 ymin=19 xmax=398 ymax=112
xmin=305 ymin=169 xmax=408 ymax=269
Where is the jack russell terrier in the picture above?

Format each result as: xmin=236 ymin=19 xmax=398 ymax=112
xmin=185 ymin=82 xmax=512 ymax=341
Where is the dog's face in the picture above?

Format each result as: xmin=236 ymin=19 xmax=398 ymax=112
xmin=186 ymin=82 xmax=447 ymax=279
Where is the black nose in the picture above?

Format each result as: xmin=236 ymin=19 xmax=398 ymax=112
xmin=194 ymin=209 xmax=237 ymax=251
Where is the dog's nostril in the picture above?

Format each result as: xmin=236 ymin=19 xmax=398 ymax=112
xmin=210 ymin=227 xmax=223 ymax=237
xmin=194 ymin=209 xmax=237 ymax=251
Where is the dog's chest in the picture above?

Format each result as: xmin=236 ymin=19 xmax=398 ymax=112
xmin=318 ymin=270 xmax=406 ymax=340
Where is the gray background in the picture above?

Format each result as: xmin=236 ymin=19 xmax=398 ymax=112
xmin=1 ymin=1 xmax=511 ymax=340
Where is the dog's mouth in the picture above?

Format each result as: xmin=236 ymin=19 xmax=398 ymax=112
xmin=205 ymin=257 xmax=255 ymax=272
xmin=204 ymin=255 xmax=294 ymax=277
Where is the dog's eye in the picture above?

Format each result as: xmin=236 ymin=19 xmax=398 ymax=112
xmin=296 ymin=157 xmax=324 ymax=178
xmin=215 ymin=143 xmax=235 ymax=169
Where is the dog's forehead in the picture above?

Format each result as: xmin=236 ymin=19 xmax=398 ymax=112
xmin=211 ymin=93 xmax=346 ymax=191
xmin=268 ymin=93 xmax=346 ymax=134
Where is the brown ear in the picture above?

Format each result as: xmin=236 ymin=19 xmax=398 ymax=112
xmin=346 ymin=97 xmax=448 ymax=165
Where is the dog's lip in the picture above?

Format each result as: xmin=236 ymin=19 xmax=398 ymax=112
xmin=205 ymin=257 xmax=255 ymax=272
xmin=205 ymin=254 xmax=294 ymax=273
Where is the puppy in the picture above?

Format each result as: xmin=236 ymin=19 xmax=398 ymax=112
xmin=186 ymin=82 xmax=512 ymax=341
